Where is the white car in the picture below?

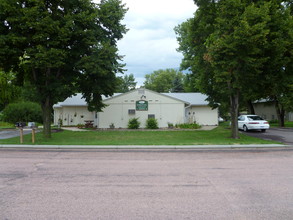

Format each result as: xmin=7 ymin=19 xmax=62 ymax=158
xmin=238 ymin=115 xmax=270 ymax=132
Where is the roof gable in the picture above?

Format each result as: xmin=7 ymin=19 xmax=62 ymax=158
xmin=103 ymin=88 xmax=189 ymax=104
xmin=53 ymin=89 xmax=209 ymax=107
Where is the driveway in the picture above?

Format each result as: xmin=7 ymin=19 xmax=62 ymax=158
xmin=242 ymin=127 xmax=293 ymax=145
xmin=0 ymin=129 xmax=34 ymax=139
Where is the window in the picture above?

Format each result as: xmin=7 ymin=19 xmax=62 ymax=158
xmin=238 ymin=116 xmax=245 ymax=121
xmin=128 ymin=109 xmax=135 ymax=115
xmin=148 ymin=114 xmax=155 ymax=119
xmin=248 ymin=116 xmax=264 ymax=121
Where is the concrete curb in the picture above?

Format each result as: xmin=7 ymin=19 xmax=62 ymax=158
xmin=0 ymin=144 xmax=292 ymax=149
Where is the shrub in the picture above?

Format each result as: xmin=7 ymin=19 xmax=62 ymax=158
xmin=175 ymin=123 xmax=201 ymax=129
xmin=269 ymin=119 xmax=278 ymax=124
xmin=109 ymin=123 xmax=115 ymax=129
xmin=128 ymin=118 xmax=140 ymax=129
xmin=2 ymin=101 xmax=43 ymax=124
xmin=167 ymin=122 xmax=174 ymax=128
xmin=146 ymin=118 xmax=158 ymax=129
xmin=77 ymin=124 xmax=84 ymax=129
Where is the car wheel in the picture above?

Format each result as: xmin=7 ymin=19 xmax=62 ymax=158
xmin=261 ymin=129 xmax=266 ymax=132
xmin=243 ymin=125 xmax=248 ymax=132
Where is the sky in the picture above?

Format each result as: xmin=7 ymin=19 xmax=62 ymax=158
xmin=115 ymin=0 xmax=198 ymax=86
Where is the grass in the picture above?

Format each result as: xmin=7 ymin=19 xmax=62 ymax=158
xmin=269 ymin=121 xmax=293 ymax=128
xmin=0 ymin=125 xmax=281 ymax=145
xmin=0 ymin=121 xmax=14 ymax=129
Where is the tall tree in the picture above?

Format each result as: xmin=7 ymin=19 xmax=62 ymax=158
xmin=116 ymin=73 xmax=137 ymax=93
xmin=260 ymin=1 xmax=293 ymax=127
xmin=144 ymin=69 xmax=185 ymax=93
xmin=176 ymin=0 xmax=292 ymax=138
xmin=0 ymin=0 xmax=127 ymax=137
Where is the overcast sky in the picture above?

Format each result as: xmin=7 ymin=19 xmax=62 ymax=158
xmin=115 ymin=0 xmax=198 ymax=86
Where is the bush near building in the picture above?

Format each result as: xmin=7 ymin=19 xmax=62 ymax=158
xmin=175 ymin=123 xmax=201 ymax=129
xmin=128 ymin=118 xmax=140 ymax=129
xmin=146 ymin=118 xmax=158 ymax=129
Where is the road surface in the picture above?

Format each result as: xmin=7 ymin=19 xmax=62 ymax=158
xmin=1 ymin=148 xmax=293 ymax=220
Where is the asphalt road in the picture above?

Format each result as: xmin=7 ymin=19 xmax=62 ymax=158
xmin=242 ymin=127 xmax=293 ymax=145
xmin=1 ymin=148 xmax=293 ymax=220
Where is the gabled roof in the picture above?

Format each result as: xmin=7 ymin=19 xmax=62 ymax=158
xmin=102 ymin=88 xmax=189 ymax=105
xmin=54 ymin=89 xmax=209 ymax=108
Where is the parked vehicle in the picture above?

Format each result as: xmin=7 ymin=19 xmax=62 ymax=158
xmin=238 ymin=115 xmax=270 ymax=132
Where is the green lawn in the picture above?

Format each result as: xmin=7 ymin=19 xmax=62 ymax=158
xmin=0 ymin=126 xmax=281 ymax=145
xmin=0 ymin=121 xmax=15 ymax=129
xmin=270 ymin=121 xmax=293 ymax=128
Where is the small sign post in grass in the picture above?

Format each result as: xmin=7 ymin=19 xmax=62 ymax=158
xmin=32 ymin=128 xmax=35 ymax=144
xmin=19 ymin=128 xmax=23 ymax=144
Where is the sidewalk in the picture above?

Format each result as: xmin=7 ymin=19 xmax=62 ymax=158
xmin=61 ymin=126 xmax=218 ymax=131
xmin=0 ymin=144 xmax=292 ymax=149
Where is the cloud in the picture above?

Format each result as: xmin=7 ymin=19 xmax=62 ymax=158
xmin=99 ymin=0 xmax=198 ymax=86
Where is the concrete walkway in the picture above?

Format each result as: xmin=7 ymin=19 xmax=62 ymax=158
xmin=61 ymin=126 xmax=218 ymax=131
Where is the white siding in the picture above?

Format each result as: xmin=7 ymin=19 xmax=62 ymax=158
xmin=53 ymin=89 xmax=219 ymax=127
xmin=186 ymin=106 xmax=218 ymax=126
xmin=54 ymin=106 xmax=95 ymax=126
xmin=98 ymin=89 xmax=185 ymax=128
xmin=253 ymin=103 xmax=277 ymax=120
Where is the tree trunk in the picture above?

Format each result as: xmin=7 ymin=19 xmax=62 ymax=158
xmin=230 ymin=91 xmax=240 ymax=139
xmin=247 ymin=100 xmax=255 ymax=114
xmin=41 ymin=96 xmax=53 ymax=138
xmin=275 ymin=100 xmax=285 ymax=127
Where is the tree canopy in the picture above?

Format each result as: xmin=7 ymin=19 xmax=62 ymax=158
xmin=176 ymin=0 xmax=292 ymax=138
xmin=0 ymin=0 xmax=128 ymax=137
xmin=144 ymin=69 xmax=185 ymax=93
xmin=116 ymin=73 xmax=137 ymax=93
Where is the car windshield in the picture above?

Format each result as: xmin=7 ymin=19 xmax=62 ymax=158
xmin=248 ymin=116 xmax=264 ymax=121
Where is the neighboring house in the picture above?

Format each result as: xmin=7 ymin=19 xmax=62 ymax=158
xmin=53 ymin=88 xmax=218 ymax=128
xmin=253 ymin=100 xmax=293 ymax=121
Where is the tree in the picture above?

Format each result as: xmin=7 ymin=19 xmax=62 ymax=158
xmin=0 ymin=70 xmax=21 ymax=111
xmin=171 ymin=76 xmax=184 ymax=92
xmin=260 ymin=1 xmax=293 ymax=127
xmin=0 ymin=0 xmax=128 ymax=137
xmin=144 ymin=69 xmax=185 ymax=93
xmin=116 ymin=73 xmax=137 ymax=93
xmin=205 ymin=0 xmax=273 ymax=138
xmin=176 ymin=0 xmax=292 ymax=138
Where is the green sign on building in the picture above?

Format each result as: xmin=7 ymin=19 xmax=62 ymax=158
xmin=136 ymin=100 xmax=148 ymax=111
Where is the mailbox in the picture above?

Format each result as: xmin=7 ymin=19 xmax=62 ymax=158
xmin=15 ymin=122 xmax=26 ymax=128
